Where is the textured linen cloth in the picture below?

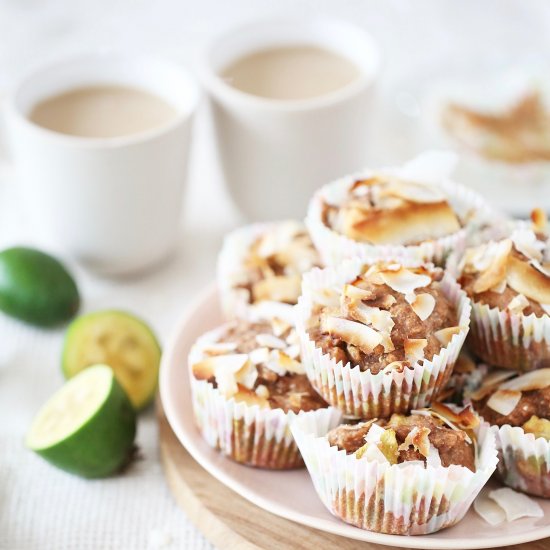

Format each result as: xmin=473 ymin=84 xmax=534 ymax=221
xmin=1 ymin=1 xmax=550 ymax=549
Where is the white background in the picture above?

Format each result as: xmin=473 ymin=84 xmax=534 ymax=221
xmin=1 ymin=1 xmax=550 ymax=549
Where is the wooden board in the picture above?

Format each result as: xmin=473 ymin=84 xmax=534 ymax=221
xmin=157 ymin=401 xmax=550 ymax=550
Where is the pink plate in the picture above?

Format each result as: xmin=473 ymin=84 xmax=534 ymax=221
xmin=160 ymin=284 xmax=550 ymax=549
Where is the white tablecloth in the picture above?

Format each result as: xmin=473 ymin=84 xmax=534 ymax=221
xmin=1 ymin=1 xmax=550 ymax=548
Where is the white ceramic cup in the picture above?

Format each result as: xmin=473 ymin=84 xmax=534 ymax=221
xmin=201 ymin=19 xmax=381 ymax=221
xmin=5 ymin=53 xmax=200 ymax=275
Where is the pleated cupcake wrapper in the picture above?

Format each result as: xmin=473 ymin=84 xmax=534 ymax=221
xmin=217 ymin=222 xmax=271 ymax=320
xmin=296 ymin=258 xmax=471 ymax=418
xmin=306 ymin=171 xmax=496 ymax=267
xmin=493 ymin=423 xmax=550 ymax=498
xmin=290 ymin=408 xmax=498 ymax=535
xmin=190 ymin=377 xmax=303 ymax=469
xmin=467 ymin=301 xmax=550 ymax=371
xmin=188 ymin=323 xmax=303 ymax=469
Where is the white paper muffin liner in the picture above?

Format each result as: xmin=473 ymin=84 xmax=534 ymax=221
xmin=467 ymin=301 xmax=550 ymax=371
xmin=492 ymin=424 xmax=550 ymax=498
xmin=296 ymin=258 xmax=472 ymax=418
xmin=188 ymin=324 xmax=309 ymax=469
xmin=306 ymin=151 xmax=498 ymax=267
xmin=290 ymin=408 xmax=498 ymax=535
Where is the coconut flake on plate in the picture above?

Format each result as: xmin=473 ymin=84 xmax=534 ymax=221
xmin=489 ymin=488 xmax=544 ymax=521
xmin=474 ymin=489 xmax=507 ymax=526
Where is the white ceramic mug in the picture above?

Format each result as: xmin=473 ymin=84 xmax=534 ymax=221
xmin=201 ymin=19 xmax=381 ymax=221
xmin=5 ymin=53 xmax=200 ymax=275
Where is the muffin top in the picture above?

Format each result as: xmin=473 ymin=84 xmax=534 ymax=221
xmin=441 ymin=91 xmax=550 ymax=164
xmin=190 ymin=318 xmax=326 ymax=413
xmin=320 ymin=174 xmax=462 ymax=246
xmin=471 ymin=369 xmax=550 ymax=440
xmin=326 ymin=403 xmax=478 ymax=471
xmin=307 ymin=262 xmax=459 ymax=373
xmin=458 ymin=228 xmax=550 ymax=316
xmin=225 ymin=221 xmax=320 ymax=306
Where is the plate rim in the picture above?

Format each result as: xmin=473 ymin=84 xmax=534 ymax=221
xmin=160 ymin=283 xmax=550 ymax=549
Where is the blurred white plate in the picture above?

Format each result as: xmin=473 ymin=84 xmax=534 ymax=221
xmin=160 ymin=284 xmax=550 ymax=549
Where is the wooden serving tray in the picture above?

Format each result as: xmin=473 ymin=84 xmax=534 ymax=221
xmin=157 ymin=401 xmax=550 ymax=550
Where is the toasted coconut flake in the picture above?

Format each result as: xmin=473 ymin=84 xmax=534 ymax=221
xmin=234 ymin=360 xmax=258 ymax=390
xmin=434 ymin=326 xmax=462 ymax=347
xmin=474 ymin=490 xmax=506 ymax=526
xmin=489 ymin=488 xmax=544 ymax=522
xmin=379 ymin=267 xmax=432 ymax=295
xmin=408 ymin=293 xmax=436 ymax=321
xmin=472 ymin=239 xmax=512 ymax=294
xmin=312 ymin=287 xmax=340 ymax=308
xmin=252 ymin=301 xmax=296 ymax=325
xmin=342 ymin=283 xmax=373 ymax=303
xmin=430 ymin=402 xmax=480 ymax=431
xmin=285 ymin=344 xmax=301 ymax=359
xmin=506 ymin=294 xmax=530 ymax=314
xmin=201 ymin=342 xmax=239 ymax=356
xmin=215 ymin=368 xmax=239 ymax=397
xmin=500 ymin=368 xmax=550 ymax=392
xmin=271 ymin=317 xmax=292 ymax=337
xmin=398 ymin=426 xmax=431 ymax=458
xmin=347 ymin=302 xmax=395 ymax=334
xmin=277 ymin=350 xmax=305 ymax=374
xmin=191 ymin=353 xmax=249 ymax=381
xmin=264 ymin=350 xmax=289 ymax=376
xmin=427 ymin=444 xmax=442 ymax=468
xmin=358 ymin=443 xmax=389 ymax=464
xmin=469 ymin=370 xmax=517 ymax=401
xmin=487 ymin=389 xmax=522 ymax=416
xmin=512 ymin=229 xmax=544 ymax=262
xmin=384 ymin=179 xmax=447 ymax=204
xmin=249 ymin=347 xmax=270 ymax=365
xmin=255 ymin=333 xmax=286 ymax=349
xmin=255 ymin=384 xmax=270 ymax=399
xmin=234 ymin=385 xmax=270 ymax=408
xmin=506 ymin=254 xmax=550 ymax=305
xmin=320 ymin=316 xmax=383 ymax=353
xmin=252 ymin=274 xmax=302 ymax=304
xmin=382 ymin=361 xmax=408 ymax=373
xmin=531 ymin=208 xmax=548 ymax=233
xmin=404 ymin=338 xmax=428 ymax=364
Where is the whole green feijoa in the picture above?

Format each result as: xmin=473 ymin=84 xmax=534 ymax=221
xmin=0 ymin=247 xmax=80 ymax=327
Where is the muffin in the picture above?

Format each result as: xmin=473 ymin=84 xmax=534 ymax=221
xmin=189 ymin=316 xmax=327 ymax=469
xmin=438 ymin=350 xmax=489 ymax=405
xmin=471 ymin=368 xmax=550 ymax=497
xmin=306 ymin=151 xmax=492 ymax=266
xmin=457 ymin=228 xmax=550 ymax=371
xmin=217 ymin=220 xmax=321 ymax=320
xmin=290 ymin=404 xmax=498 ymax=535
xmin=296 ymin=258 xmax=471 ymax=418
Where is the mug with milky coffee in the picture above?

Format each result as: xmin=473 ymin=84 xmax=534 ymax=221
xmin=5 ymin=54 xmax=199 ymax=274
xmin=201 ymin=19 xmax=381 ymax=220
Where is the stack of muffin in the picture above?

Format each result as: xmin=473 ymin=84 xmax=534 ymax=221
xmin=187 ymin=151 xmax=550 ymax=535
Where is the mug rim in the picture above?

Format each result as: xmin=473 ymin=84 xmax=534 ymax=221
xmin=5 ymin=51 xmax=201 ymax=149
xmin=200 ymin=17 xmax=382 ymax=112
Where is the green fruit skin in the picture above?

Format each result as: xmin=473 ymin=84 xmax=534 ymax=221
xmin=32 ymin=376 xmax=137 ymax=478
xmin=0 ymin=247 xmax=80 ymax=327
